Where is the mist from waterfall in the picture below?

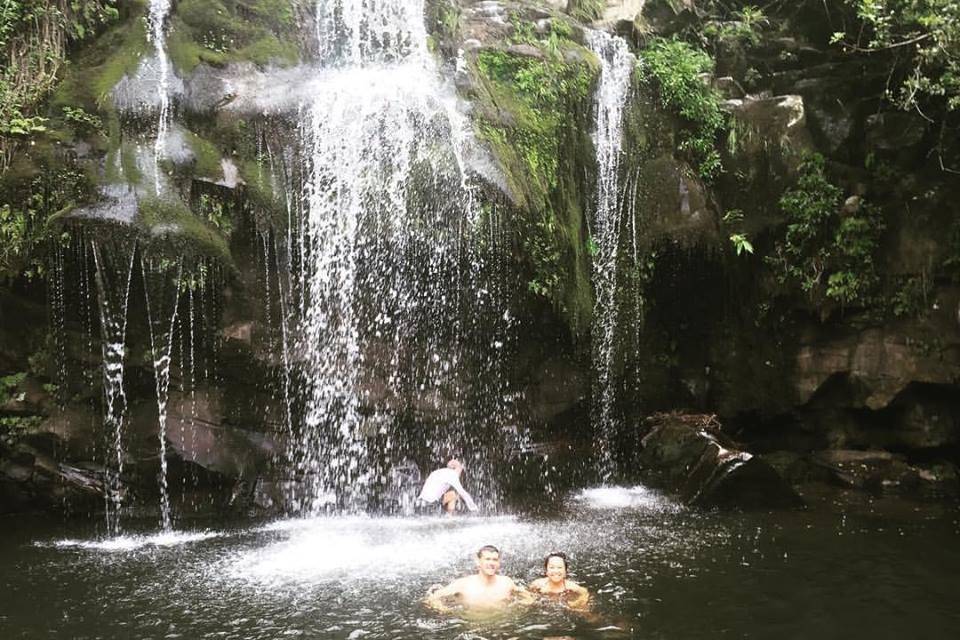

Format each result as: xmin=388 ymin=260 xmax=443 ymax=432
xmin=586 ymin=30 xmax=636 ymax=479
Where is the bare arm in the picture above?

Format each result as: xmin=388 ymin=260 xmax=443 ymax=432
xmin=512 ymin=580 xmax=537 ymax=606
xmin=565 ymin=582 xmax=590 ymax=610
xmin=424 ymin=579 xmax=462 ymax=613
xmin=447 ymin=476 xmax=478 ymax=511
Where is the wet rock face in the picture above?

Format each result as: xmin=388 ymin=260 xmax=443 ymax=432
xmin=637 ymin=413 xmax=803 ymax=509
xmin=794 ymin=328 xmax=960 ymax=411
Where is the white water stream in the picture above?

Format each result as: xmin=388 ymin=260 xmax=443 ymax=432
xmin=586 ymin=31 xmax=636 ymax=478
xmin=90 ymin=240 xmax=138 ymax=535
xmin=291 ymin=0 xmax=481 ymax=511
xmin=146 ymin=0 xmax=173 ymax=195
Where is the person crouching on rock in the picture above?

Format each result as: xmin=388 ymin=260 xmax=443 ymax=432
xmin=417 ymin=458 xmax=478 ymax=515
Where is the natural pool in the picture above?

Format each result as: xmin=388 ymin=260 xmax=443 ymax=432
xmin=1 ymin=487 xmax=958 ymax=639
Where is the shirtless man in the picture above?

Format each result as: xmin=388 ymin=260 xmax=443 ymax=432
xmin=425 ymin=545 xmax=533 ymax=612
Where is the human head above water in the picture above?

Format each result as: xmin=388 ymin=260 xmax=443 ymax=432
xmin=477 ymin=544 xmax=499 ymax=558
xmin=447 ymin=459 xmax=464 ymax=473
xmin=544 ymin=551 xmax=569 ymax=573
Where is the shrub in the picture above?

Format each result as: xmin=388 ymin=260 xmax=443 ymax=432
xmin=640 ymin=37 xmax=727 ymax=181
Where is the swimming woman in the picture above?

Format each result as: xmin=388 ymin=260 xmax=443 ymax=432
xmin=529 ymin=552 xmax=590 ymax=610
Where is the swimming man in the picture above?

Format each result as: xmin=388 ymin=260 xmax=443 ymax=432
xmin=425 ymin=545 xmax=533 ymax=612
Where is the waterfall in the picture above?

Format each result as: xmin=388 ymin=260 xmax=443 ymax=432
xmin=586 ymin=30 xmax=636 ymax=479
xmin=142 ymin=254 xmax=183 ymax=530
xmin=146 ymin=0 xmax=173 ymax=195
xmin=90 ymin=239 xmax=138 ymax=535
xmin=288 ymin=0 xmax=488 ymax=512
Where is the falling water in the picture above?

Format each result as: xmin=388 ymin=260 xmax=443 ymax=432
xmin=146 ymin=0 xmax=173 ymax=194
xmin=90 ymin=240 xmax=138 ymax=534
xmin=585 ymin=30 xmax=636 ymax=478
xmin=142 ymin=254 xmax=183 ymax=530
xmin=289 ymin=0 xmax=483 ymax=511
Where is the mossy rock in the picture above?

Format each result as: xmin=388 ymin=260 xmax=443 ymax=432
xmin=136 ymin=196 xmax=233 ymax=265
xmin=468 ymin=41 xmax=600 ymax=336
xmin=51 ymin=0 xmax=150 ymax=113
xmin=167 ymin=0 xmax=301 ymax=75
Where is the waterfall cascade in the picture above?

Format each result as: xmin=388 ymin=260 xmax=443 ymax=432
xmin=585 ymin=30 xmax=637 ymax=479
xmin=286 ymin=0 xmax=498 ymax=512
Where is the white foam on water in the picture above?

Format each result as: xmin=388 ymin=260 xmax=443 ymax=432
xmin=48 ymin=529 xmax=221 ymax=552
xmin=232 ymin=516 xmax=538 ymax=583
xmin=574 ymin=485 xmax=678 ymax=512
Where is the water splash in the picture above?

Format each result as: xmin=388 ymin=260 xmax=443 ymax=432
xmin=585 ymin=30 xmax=636 ymax=479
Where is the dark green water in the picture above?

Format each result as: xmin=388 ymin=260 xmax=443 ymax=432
xmin=1 ymin=486 xmax=958 ymax=639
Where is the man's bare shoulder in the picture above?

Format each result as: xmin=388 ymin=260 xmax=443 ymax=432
xmin=496 ymin=575 xmax=521 ymax=588
xmin=448 ymin=575 xmax=476 ymax=589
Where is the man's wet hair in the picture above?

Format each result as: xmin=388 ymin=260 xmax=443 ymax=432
xmin=544 ymin=551 xmax=569 ymax=571
xmin=477 ymin=545 xmax=500 ymax=558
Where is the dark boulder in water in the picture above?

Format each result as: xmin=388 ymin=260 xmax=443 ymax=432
xmin=638 ymin=412 xmax=804 ymax=509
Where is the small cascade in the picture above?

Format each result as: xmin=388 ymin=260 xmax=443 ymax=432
xmin=146 ymin=0 xmax=173 ymax=194
xmin=90 ymin=239 xmax=138 ymax=535
xmin=585 ymin=30 xmax=636 ymax=479
xmin=141 ymin=252 xmax=183 ymax=530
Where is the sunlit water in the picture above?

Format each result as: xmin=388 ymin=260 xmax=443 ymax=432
xmin=2 ymin=487 xmax=958 ymax=638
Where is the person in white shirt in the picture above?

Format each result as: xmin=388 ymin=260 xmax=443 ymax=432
xmin=417 ymin=459 xmax=478 ymax=514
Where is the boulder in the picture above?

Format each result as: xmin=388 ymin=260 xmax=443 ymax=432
xmin=638 ymin=413 xmax=803 ymax=508
xmin=726 ymin=94 xmax=815 ymax=160
xmin=639 ymin=0 xmax=699 ymax=36
xmin=808 ymin=449 xmax=959 ymax=497
xmin=866 ymin=112 xmax=927 ymax=151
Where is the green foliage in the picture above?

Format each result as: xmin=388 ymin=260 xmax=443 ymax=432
xmin=0 ymin=372 xmax=27 ymax=405
xmin=1 ymin=1 xmax=120 ymax=166
xmin=730 ymin=233 xmax=754 ymax=255
xmin=1 ymin=167 xmax=93 ymax=281
xmin=61 ymin=106 xmax=104 ymax=137
xmin=475 ymin=48 xmax=593 ymax=197
xmin=769 ymin=155 xmax=885 ymax=306
xmin=889 ymin=275 xmax=929 ymax=317
xmin=568 ymin=0 xmax=604 ymax=23
xmin=195 ymin=191 xmax=234 ymax=236
xmin=640 ymin=38 xmax=727 ymax=181
xmin=0 ymin=112 xmax=46 ymax=136
xmin=723 ymin=209 xmax=754 ymax=256
xmin=833 ymin=0 xmax=960 ymax=111
xmin=703 ymin=5 xmax=769 ymax=47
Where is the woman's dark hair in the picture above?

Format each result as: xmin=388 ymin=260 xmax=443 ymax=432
xmin=543 ymin=551 xmax=569 ymax=572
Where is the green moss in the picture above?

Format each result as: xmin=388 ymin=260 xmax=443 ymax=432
xmin=183 ymin=130 xmax=224 ymax=181
xmin=168 ymin=0 xmax=300 ymax=74
xmin=137 ymin=196 xmax=232 ymax=263
xmin=470 ymin=42 xmax=599 ymax=334
xmin=50 ymin=1 xmax=149 ymax=111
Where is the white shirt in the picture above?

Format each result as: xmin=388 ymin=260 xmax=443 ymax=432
xmin=417 ymin=468 xmax=478 ymax=511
